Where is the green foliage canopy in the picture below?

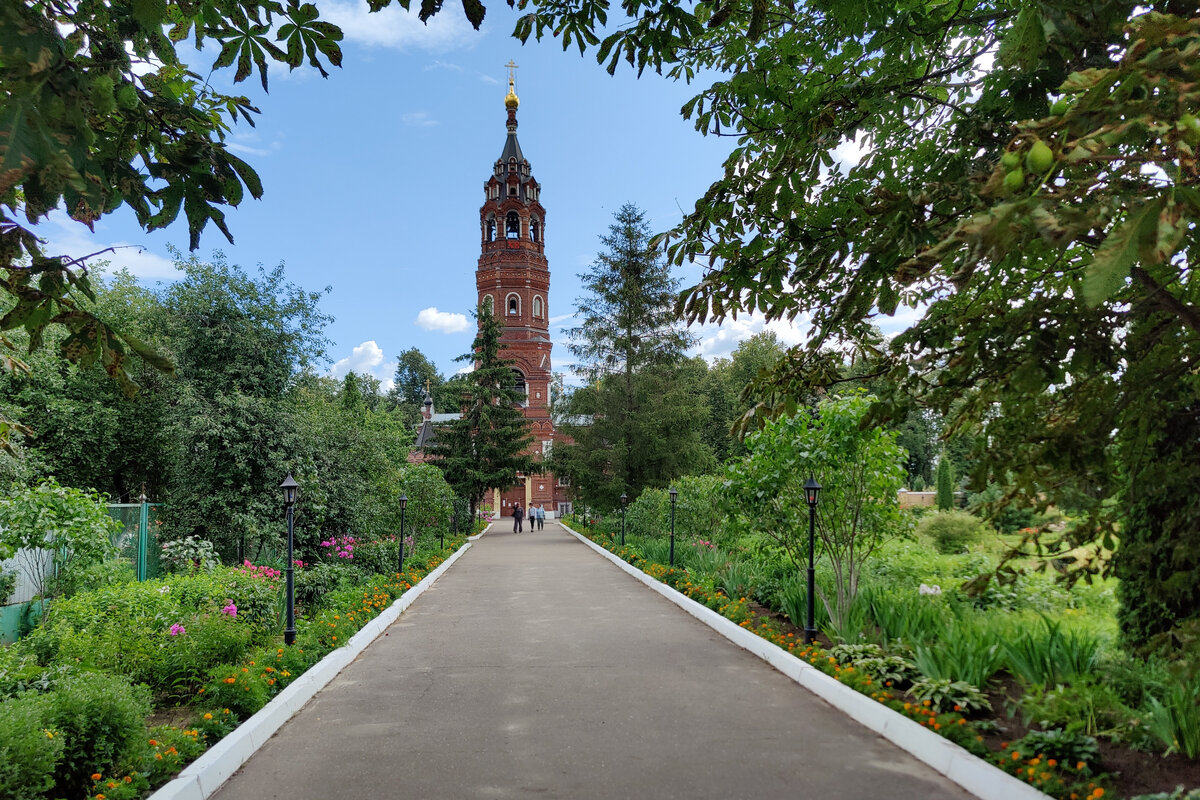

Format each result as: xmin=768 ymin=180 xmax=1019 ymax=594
xmin=723 ymin=392 xmax=908 ymax=630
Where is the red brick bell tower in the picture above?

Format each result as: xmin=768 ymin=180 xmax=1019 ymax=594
xmin=477 ymin=67 xmax=570 ymax=519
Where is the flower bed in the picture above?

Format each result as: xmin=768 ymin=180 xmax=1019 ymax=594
xmin=0 ymin=538 xmax=469 ymax=800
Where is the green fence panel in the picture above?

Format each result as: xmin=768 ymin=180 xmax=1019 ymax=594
xmin=106 ymin=503 xmax=163 ymax=581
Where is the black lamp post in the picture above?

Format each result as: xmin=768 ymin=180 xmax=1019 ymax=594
xmin=803 ymin=476 xmax=822 ymax=644
xmin=398 ymin=494 xmax=408 ymax=574
xmin=280 ymin=474 xmax=299 ymax=646
xmin=620 ymin=493 xmax=628 ymax=547
xmin=668 ymin=487 xmax=678 ymax=567
xmin=447 ymin=502 xmax=454 ymax=550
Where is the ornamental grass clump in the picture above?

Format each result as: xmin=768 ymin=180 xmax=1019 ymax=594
xmin=1003 ymin=615 xmax=1103 ymax=688
xmin=1145 ymin=672 xmax=1200 ymax=758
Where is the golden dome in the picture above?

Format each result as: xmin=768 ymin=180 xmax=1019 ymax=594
xmin=505 ymin=77 xmax=519 ymax=110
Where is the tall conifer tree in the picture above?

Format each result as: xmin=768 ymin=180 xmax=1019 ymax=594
xmin=430 ymin=303 xmax=535 ymax=516
xmin=555 ymin=204 xmax=711 ymax=508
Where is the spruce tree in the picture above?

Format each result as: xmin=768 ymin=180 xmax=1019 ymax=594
xmin=555 ymin=204 xmax=711 ymax=508
xmin=429 ymin=303 xmax=535 ymax=516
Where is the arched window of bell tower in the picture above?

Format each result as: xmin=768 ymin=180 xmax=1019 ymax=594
xmin=531 ymin=218 xmax=540 ymax=243
xmin=506 ymin=212 xmax=520 ymax=239
xmin=511 ymin=369 xmax=527 ymax=405
xmin=481 ymin=295 xmax=494 ymax=314
xmin=533 ymin=295 xmax=543 ymax=318
xmin=485 ymin=215 xmax=496 ymax=242
xmin=506 ymin=293 xmax=521 ymax=316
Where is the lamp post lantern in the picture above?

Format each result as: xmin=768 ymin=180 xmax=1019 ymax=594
xmin=280 ymin=474 xmax=299 ymax=645
xmin=398 ymin=494 xmax=408 ymax=573
xmin=620 ymin=493 xmax=628 ymax=547
xmin=668 ymin=487 xmax=678 ymax=567
xmin=803 ymin=476 xmax=821 ymax=644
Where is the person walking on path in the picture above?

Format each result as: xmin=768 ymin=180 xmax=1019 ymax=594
xmin=512 ymin=502 xmax=524 ymax=533
xmin=536 ymin=504 xmax=545 ymax=530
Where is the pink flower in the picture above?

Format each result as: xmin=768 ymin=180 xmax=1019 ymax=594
xmin=221 ymin=603 xmax=238 ymax=617
xmin=169 ymin=623 xmax=186 ymax=636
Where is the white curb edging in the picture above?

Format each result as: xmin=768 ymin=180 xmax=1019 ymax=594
xmin=562 ymin=525 xmax=1048 ymax=800
xmin=148 ymin=540 xmax=475 ymax=800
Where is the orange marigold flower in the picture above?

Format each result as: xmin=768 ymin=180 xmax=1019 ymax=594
xmin=92 ymin=774 xmax=102 ymax=781
xmin=1047 ymin=759 xmax=1057 ymax=767
xmin=1077 ymin=761 xmax=1087 ymax=771
xmin=149 ymin=739 xmax=158 ymax=746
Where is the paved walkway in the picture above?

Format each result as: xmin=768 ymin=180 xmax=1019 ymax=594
xmin=212 ymin=522 xmax=972 ymax=799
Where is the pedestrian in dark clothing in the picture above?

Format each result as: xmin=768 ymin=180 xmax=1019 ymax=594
xmin=512 ymin=502 xmax=524 ymax=533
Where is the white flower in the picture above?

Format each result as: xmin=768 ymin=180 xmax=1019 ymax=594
xmin=918 ymin=583 xmax=942 ymax=596
xmin=158 ymin=585 xmax=171 ymax=594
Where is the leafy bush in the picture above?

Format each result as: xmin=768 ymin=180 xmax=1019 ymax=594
xmin=0 ymin=478 xmax=119 ymax=599
xmin=19 ymin=568 xmax=276 ymax=694
xmin=916 ymin=510 xmax=988 ymax=554
xmin=909 ymin=678 xmax=991 ymax=713
xmin=1009 ymin=728 xmax=1100 ymax=770
xmin=1003 ymin=616 xmax=1102 ymax=687
xmin=1145 ymin=672 xmax=1200 ymax=758
xmin=0 ymin=693 xmax=64 ymax=800
xmin=201 ymin=661 xmax=274 ymax=720
xmin=625 ymin=489 xmax=669 ymax=539
xmin=0 ymin=565 xmax=16 ymax=604
xmin=1017 ymin=681 xmax=1141 ymax=740
xmin=678 ymin=540 xmax=729 ymax=576
xmin=295 ymin=561 xmax=359 ymax=610
xmin=43 ymin=672 xmax=151 ymax=800
xmin=855 ymin=655 xmax=920 ymax=687
xmin=160 ymin=536 xmax=218 ymax=574
xmin=828 ymin=643 xmax=884 ymax=664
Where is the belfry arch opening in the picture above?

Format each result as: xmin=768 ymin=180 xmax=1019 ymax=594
xmin=512 ymin=369 xmax=527 ymax=406
xmin=506 ymin=211 xmax=521 ymax=239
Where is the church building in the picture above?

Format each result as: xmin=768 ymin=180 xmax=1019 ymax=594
xmin=413 ymin=69 xmax=571 ymax=519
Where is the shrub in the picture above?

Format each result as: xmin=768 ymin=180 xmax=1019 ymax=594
xmin=0 ymin=565 xmax=16 ymax=604
xmin=1017 ymin=681 xmax=1141 ymax=740
xmin=0 ymin=478 xmax=119 ymax=599
xmin=295 ymin=561 xmax=359 ymax=610
xmin=160 ymin=536 xmax=218 ymax=574
xmin=201 ymin=662 xmax=273 ymax=720
xmin=44 ymin=672 xmax=151 ymax=800
xmin=0 ymin=693 xmax=64 ymax=800
xmin=855 ymin=655 xmax=920 ymax=687
xmin=916 ymin=510 xmax=987 ymax=554
xmin=21 ymin=568 xmax=275 ymax=694
xmin=625 ymin=488 xmax=669 ymax=539
xmin=909 ymin=678 xmax=991 ymax=713
xmin=1009 ymin=728 xmax=1100 ymax=770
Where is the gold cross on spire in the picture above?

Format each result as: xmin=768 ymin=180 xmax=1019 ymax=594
xmin=424 ymin=379 xmax=431 ymax=393
xmin=505 ymin=59 xmax=519 ymax=84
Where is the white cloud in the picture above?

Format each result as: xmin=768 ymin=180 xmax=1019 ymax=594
xmin=330 ymin=340 xmax=384 ymax=378
xmin=320 ymin=0 xmax=476 ymax=50
xmin=401 ymin=111 xmax=438 ymax=128
xmin=416 ymin=307 xmax=469 ymax=333
xmin=41 ymin=211 xmax=179 ymax=280
xmin=690 ymin=313 xmax=811 ymax=362
xmin=548 ymin=313 xmax=575 ymax=326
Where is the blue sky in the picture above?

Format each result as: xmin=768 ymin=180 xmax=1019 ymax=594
xmin=45 ymin=2 xmax=911 ymax=391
